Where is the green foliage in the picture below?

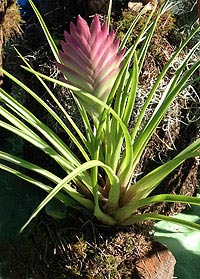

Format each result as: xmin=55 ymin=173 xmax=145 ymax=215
xmin=0 ymin=0 xmax=200 ymax=233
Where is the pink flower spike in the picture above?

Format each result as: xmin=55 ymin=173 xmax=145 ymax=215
xmin=57 ymin=15 xmax=125 ymax=116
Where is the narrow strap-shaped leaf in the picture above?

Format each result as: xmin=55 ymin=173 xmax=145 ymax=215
xmin=0 ymin=151 xmax=61 ymax=184
xmin=73 ymin=95 xmax=95 ymax=149
xmin=131 ymin=56 xmax=200 ymax=172
xmin=0 ymin=71 xmax=83 ymax=166
xmin=104 ymin=52 xmax=138 ymax=172
xmin=0 ymin=105 xmax=40 ymax=141
xmin=18 ymin=65 xmax=133 ymax=188
xmin=119 ymin=6 xmax=149 ymax=51
xmin=122 ymin=52 xmax=138 ymax=125
xmin=131 ymin=23 xmax=200 ymax=144
xmin=0 ymin=163 xmax=79 ymax=207
xmin=119 ymin=213 xmax=200 ymax=230
xmin=11 ymin=65 xmax=93 ymax=149
xmin=106 ymin=0 xmax=112 ymax=30
xmin=162 ymin=41 xmax=200 ymax=95
xmin=20 ymin=160 xmax=118 ymax=232
xmin=122 ymin=148 xmax=200 ymax=206
xmin=15 ymin=48 xmax=89 ymax=160
xmin=115 ymin=193 xmax=200 ymax=222
xmin=28 ymin=0 xmax=61 ymax=62
xmin=137 ymin=0 xmax=174 ymax=72
xmin=0 ymin=120 xmax=75 ymax=172
xmin=73 ymin=91 xmax=133 ymax=189
xmin=0 ymin=97 xmax=80 ymax=167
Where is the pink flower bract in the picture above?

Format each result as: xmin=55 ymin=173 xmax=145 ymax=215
xmin=56 ymin=15 xmax=125 ymax=115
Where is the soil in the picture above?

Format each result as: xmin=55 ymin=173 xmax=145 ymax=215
xmin=0 ymin=213 xmax=176 ymax=279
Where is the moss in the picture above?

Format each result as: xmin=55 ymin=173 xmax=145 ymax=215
xmin=112 ymin=2 xmax=176 ymax=83
xmin=1 ymin=0 xmax=22 ymax=42
xmin=113 ymin=2 xmax=175 ymax=49
xmin=0 ymin=0 xmax=11 ymax=12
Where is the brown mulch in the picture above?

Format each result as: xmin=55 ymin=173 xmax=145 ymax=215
xmin=0 ymin=213 xmax=155 ymax=279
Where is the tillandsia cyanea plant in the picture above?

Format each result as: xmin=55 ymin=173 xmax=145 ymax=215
xmin=0 ymin=0 xmax=200 ymax=232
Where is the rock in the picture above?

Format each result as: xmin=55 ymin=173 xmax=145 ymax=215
xmin=128 ymin=2 xmax=143 ymax=12
xmin=136 ymin=241 xmax=176 ymax=279
xmin=128 ymin=1 xmax=157 ymax=12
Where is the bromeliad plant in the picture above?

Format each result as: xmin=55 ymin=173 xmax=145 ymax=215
xmin=0 ymin=0 xmax=200 ymax=232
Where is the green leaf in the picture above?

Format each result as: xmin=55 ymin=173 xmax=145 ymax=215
xmin=20 ymin=160 xmax=118 ymax=232
xmin=115 ymin=193 xmax=200 ymax=222
xmin=15 ymin=47 xmax=89 ymax=160
xmin=0 ymin=163 xmax=79 ymax=208
xmin=131 ymin=45 xmax=200 ymax=172
xmin=0 ymin=151 xmax=61 ymax=184
xmin=119 ymin=213 xmax=200 ymax=230
xmin=28 ymin=0 xmax=61 ymax=62
xmin=0 ymin=120 xmax=75 ymax=172
xmin=131 ymin=23 xmax=200 ymax=148
xmin=106 ymin=0 xmax=112 ymax=29
xmin=0 ymin=73 xmax=82 ymax=167
xmin=122 ymin=149 xmax=200 ymax=205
